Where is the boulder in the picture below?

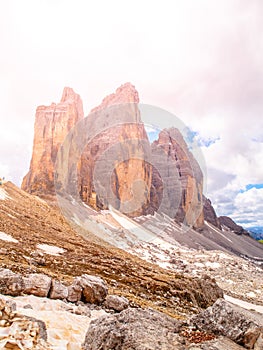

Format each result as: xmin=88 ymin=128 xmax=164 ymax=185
xmin=49 ymin=279 xmax=68 ymax=300
xmin=82 ymin=307 xmax=184 ymax=350
xmin=76 ymin=274 xmax=108 ymax=304
xmin=0 ymin=268 xmax=24 ymax=296
xmin=67 ymin=280 xmax=83 ymax=303
xmin=190 ymin=298 xmax=263 ymax=349
xmin=23 ymin=273 xmax=52 ymax=297
xmin=104 ymin=295 xmax=129 ymax=312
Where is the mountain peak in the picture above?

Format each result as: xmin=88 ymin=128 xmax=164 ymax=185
xmin=91 ymin=82 xmax=139 ymax=113
xmin=60 ymin=87 xmax=80 ymax=103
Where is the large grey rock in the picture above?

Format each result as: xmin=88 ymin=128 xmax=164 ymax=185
xmin=0 ymin=268 xmax=24 ymax=296
xmin=82 ymin=307 xmax=184 ymax=350
xmin=187 ymin=337 xmax=246 ymax=349
xmin=23 ymin=273 xmax=52 ymax=297
xmin=104 ymin=295 xmax=129 ymax=312
xmin=190 ymin=298 xmax=263 ymax=349
xmin=76 ymin=274 xmax=108 ymax=304
xmin=49 ymin=279 xmax=68 ymax=300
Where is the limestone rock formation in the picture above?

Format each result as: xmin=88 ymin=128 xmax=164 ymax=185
xmin=150 ymin=128 xmax=204 ymax=228
xmin=22 ymin=87 xmax=84 ymax=197
xmin=203 ymin=196 xmax=221 ymax=229
xmin=78 ymin=83 xmax=152 ymax=217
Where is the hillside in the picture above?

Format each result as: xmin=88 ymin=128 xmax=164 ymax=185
xmin=0 ymin=182 xmax=222 ymax=318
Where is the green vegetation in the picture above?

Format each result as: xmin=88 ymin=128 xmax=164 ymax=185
xmin=258 ymin=240 xmax=263 ymax=244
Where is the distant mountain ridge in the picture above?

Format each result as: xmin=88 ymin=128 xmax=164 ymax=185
xmin=248 ymin=227 xmax=263 ymax=240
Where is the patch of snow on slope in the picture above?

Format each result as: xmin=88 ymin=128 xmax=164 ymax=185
xmin=0 ymin=232 xmax=18 ymax=243
xmin=110 ymin=209 xmax=155 ymax=242
xmin=37 ymin=244 xmax=66 ymax=256
xmin=0 ymin=188 xmax=11 ymax=200
xmin=225 ymin=295 xmax=263 ymax=314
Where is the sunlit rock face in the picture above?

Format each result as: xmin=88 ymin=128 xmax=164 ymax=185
xmin=22 ymin=83 xmax=205 ymax=226
xmin=22 ymin=87 xmax=84 ymax=196
xmin=150 ymin=128 xmax=204 ymax=228
xmin=78 ymin=83 xmax=153 ymax=217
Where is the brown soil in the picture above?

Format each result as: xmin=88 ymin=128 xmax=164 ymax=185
xmin=0 ymin=182 xmax=222 ymax=318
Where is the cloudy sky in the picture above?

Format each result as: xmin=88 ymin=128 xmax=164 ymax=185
xmin=0 ymin=0 xmax=262 ymax=230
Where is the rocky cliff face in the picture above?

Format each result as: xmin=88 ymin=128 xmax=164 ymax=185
xmin=23 ymin=83 xmax=206 ymax=226
xmin=219 ymin=216 xmax=249 ymax=235
xmin=150 ymin=128 xmax=204 ymax=228
xmin=22 ymin=87 xmax=84 ymax=196
xmin=203 ymin=196 xmax=221 ymax=229
xmin=78 ymin=83 xmax=152 ymax=217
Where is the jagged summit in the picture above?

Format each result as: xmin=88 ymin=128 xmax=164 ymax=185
xmin=22 ymin=87 xmax=84 ymax=196
xmin=60 ymin=86 xmax=80 ymax=102
xmin=91 ymin=82 xmax=139 ymax=113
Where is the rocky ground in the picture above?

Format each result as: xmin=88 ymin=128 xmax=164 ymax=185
xmin=0 ymin=182 xmax=222 ymax=318
xmin=1 ymin=182 xmax=263 ymax=349
xmin=129 ymin=240 xmax=263 ymax=306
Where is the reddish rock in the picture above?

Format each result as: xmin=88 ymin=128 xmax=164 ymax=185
xmin=78 ymin=83 xmax=152 ymax=217
xmin=22 ymin=87 xmax=84 ymax=197
xmin=90 ymin=82 xmax=139 ymax=113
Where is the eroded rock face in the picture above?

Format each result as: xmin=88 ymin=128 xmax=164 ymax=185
xmin=150 ymin=128 xmax=204 ymax=228
xmin=203 ymin=196 xmax=221 ymax=229
xmin=22 ymin=87 xmax=84 ymax=197
xmin=78 ymin=83 xmax=152 ymax=217
xmin=190 ymin=299 xmax=263 ymax=349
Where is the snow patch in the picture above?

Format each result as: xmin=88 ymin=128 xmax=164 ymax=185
xmin=0 ymin=232 xmax=18 ymax=243
xmin=0 ymin=188 xmax=11 ymax=201
xmin=36 ymin=244 xmax=66 ymax=256
xmin=225 ymin=295 xmax=263 ymax=314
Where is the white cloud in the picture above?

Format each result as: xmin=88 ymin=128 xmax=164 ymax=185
xmin=0 ymin=0 xmax=262 ymax=229
xmin=231 ymin=188 xmax=263 ymax=228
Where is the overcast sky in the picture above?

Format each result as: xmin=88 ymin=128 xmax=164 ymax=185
xmin=0 ymin=0 xmax=262 ymax=230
